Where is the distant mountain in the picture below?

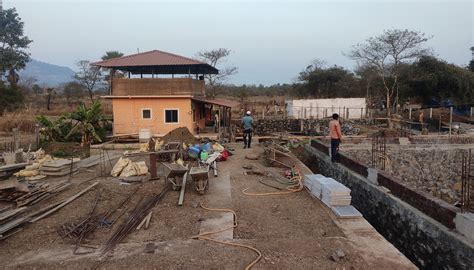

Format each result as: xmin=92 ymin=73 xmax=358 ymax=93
xmin=19 ymin=59 xmax=75 ymax=87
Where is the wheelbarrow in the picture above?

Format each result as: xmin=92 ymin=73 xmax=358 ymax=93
xmin=189 ymin=166 xmax=210 ymax=195
xmin=161 ymin=162 xmax=188 ymax=191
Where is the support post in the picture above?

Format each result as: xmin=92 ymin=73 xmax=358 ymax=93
xmin=449 ymin=106 xmax=453 ymax=136
xmin=430 ymin=108 xmax=433 ymax=118
xmin=409 ymin=108 xmax=412 ymax=120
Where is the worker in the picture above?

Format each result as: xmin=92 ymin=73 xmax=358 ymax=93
xmin=329 ymin=113 xmax=342 ymax=162
xmin=242 ymin=111 xmax=253 ymax=149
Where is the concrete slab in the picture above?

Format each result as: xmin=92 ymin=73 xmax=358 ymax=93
xmin=199 ymin=212 xmax=234 ymax=240
xmin=199 ymin=170 xmax=234 ymax=240
xmin=456 ymin=212 xmax=474 ymax=243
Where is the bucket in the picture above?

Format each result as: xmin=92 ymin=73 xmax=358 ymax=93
xmin=188 ymin=146 xmax=201 ymax=159
xmin=139 ymin=129 xmax=151 ymax=142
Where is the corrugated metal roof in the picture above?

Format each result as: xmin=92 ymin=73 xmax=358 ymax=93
xmin=92 ymin=50 xmax=219 ymax=75
xmin=192 ymin=97 xmax=240 ymax=108
xmin=93 ymin=50 xmax=205 ymax=67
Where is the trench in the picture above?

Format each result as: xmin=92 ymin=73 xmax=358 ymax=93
xmin=296 ymin=142 xmax=474 ymax=270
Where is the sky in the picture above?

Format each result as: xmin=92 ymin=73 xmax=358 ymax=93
xmin=4 ymin=0 xmax=474 ymax=85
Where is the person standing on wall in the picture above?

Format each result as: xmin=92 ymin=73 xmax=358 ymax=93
xmin=242 ymin=111 xmax=253 ymax=149
xmin=329 ymin=113 xmax=342 ymax=162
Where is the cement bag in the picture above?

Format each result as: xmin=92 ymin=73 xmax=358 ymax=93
xmin=134 ymin=161 xmax=148 ymax=175
xmin=139 ymin=143 xmax=148 ymax=152
xmin=25 ymin=163 xmax=40 ymax=170
xmin=212 ymin=143 xmax=225 ymax=153
xmin=15 ymin=169 xmax=39 ymax=177
xmin=120 ymin=162 xmax=138 ymax=178
xmin=111 ymin=157 xmax=130 ymax=177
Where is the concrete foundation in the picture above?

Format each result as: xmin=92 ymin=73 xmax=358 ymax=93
xmin=303 ymin=143 xmax=474 ymax=269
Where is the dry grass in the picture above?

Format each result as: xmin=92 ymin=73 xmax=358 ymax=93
xmin=0 ymin=111 xmax=38 ymax=133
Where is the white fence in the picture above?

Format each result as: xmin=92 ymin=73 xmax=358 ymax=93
xmin=286 ymin=98 xmax=367 ymax=119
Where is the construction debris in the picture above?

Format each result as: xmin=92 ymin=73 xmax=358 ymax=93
xmin=30 ymin=182 xmax=99 ymax=223
xmin=40 ymin=158 xmax=80 ymax=176
xmin=161 ymin=127 xmax=196 ymax=145
xmin=102 ymin=186 xmax=168 ymax=255
xmin=111 ymin=157 xmax=149 ymax=178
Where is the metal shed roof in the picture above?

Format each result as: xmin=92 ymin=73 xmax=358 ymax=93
xmin=92 ymin=50 xmax=218 ymax=75
xmin=192 ymin=97 xmax=240 ymax=108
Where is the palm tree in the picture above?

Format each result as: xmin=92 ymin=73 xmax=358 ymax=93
xmin=66 ymin=101 xmax=103 ymax=147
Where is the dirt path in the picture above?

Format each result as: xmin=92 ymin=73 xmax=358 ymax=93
xmin=0 ymin=144 xmax=412 ymax=269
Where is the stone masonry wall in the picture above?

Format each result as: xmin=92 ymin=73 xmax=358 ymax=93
xmin=344 ymin=147 xmax=464 ymax=204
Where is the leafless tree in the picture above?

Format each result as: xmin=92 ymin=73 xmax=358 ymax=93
xmin=348 ymin=29 xmax=431 ymax=117
xmin=197 ymin=48 xmax=238 ymax=97
xmin=74 ymin=60 xmax=103 ymax=103
xmin=45 ymin=87 xmax=55 ymax=110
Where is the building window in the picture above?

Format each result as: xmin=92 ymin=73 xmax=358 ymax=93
xmin=142 ymin=109 xmax=152 ymax=119
xmin=165 ymin=109 xmax=179 ymax=123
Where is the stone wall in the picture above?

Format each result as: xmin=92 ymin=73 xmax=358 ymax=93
xmin=344 ymin=146 xmax=465 ymax=204
xmin=253 ymin=118 xmax=375 ymax=135
xmin=302 ymin=143 xmax=473 ymax=269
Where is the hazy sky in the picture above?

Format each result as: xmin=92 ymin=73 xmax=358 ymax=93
xmin=5 ymin=0 xmax=474 ymax=85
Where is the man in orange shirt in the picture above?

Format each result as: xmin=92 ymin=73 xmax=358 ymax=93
xmin=329 ymin=113 xmax=342 ymax=162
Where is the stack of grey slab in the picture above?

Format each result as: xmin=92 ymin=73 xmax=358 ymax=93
xmin=304 ymin=174 xmax=362 ymax=218
xmin=41 ymin=159 xmax=79 ymax=176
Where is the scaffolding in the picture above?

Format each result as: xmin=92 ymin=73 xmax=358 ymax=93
xmin=371 ymin=132 xmax=387 ymax=171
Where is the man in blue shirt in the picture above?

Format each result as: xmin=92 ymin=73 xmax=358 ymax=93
xmin=242 ymin=111 xmax=253 ymax=149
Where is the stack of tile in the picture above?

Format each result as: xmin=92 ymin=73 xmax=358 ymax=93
xmin=304 ymin=174 xmax=361 ymax=218
xmin=41 ymin=158 xmax=80 ymax=176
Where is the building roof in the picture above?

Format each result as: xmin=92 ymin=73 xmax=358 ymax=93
xmin=92 ymin=50 xmax=218 ymax=75
xmin=192 ymin=97 xmax=240 ymax=108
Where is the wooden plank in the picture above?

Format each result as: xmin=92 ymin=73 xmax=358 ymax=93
xmin=0 ymin=178 xmax=19 ymax=190
xmin=0 ymin=207 xmax=27 ymax=222
xmin=30 ymin=182 xmax=99 ymax=223
xmin=178 ymin=165 xmax=189 ymax=206
xmin=0 ymin=163 xmax=29 ymax=172
xmin=144 ymin=211 xmax=152 ymax=229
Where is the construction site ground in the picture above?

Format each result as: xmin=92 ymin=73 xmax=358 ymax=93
xmin=1 ymin=144 xmax=415 ymax=269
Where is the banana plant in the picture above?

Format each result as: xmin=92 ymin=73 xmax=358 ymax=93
xmin=36 ymin=114 xmax=68 ymax=142
xmin=66 ymin=101 xmax=103 ymax=147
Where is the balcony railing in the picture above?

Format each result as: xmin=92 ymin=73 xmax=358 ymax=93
xmin=112 ymin=78 xmax=205 ymax=96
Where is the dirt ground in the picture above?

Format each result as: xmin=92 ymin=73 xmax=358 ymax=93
xmin=1 ymin=144 xmax=376 ymax=269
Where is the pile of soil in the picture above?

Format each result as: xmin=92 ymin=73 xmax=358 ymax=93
xmin=161 ymin=127 xmax=197 ymax=144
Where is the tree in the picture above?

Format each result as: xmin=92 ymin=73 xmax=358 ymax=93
xmin=348 ymin=29 xmax=431 ymax=117
xmin=469 ymin=47 xmax=474 ymax=72
xmin=66 ymin=101 xmax=103 ymax=147
xmin=74 ymin=60 xmax=103 ymax=103
xmin=0 ymin=8 xmax=32 ymax=87
xmin=45 ymin=87 xmax=55 ymax=110
xmin=0 ymin=81 xmax=23 ymax=114
xmin=196 ymin=48 xmax=238 ymax=97
xmin=101 ymin=51 xmax=124 ymax=61
xmin=101 ymin=51 xmax=124 ymax=93
xmin=63 ymin=81 xmax=85 ymax=106
xmin=295 ymin=59 xmax=362 ymax=98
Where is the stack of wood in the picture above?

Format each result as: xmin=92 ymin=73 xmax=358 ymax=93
xmin=0 ymin=163 xmax=29 ymax=180
xmin=15 ymin=181 xmax=71 ymax=207
xmin=0 ymin=180 xmax=71 ymax=207
xmin=41 ymin=159 xmax=80 ymax=176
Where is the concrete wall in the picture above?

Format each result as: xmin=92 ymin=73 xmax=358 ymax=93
xmin=286 ymin=98 xmax=366 ymax=119
xmin=112 ymin=97 xmax=194 ymax=136
xmin=302 ymin=142 xmax=474 ymax=269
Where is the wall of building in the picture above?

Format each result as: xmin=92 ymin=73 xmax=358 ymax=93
xmin=286 ymin=98 xmax=367 ymax=119
xmin=112 ymin=97 xmax=194 ymax=136
xmin=112 ymin=78 xmax=205 ymax=96
xmin=301 ymin=142 xmax=474 ymax=269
